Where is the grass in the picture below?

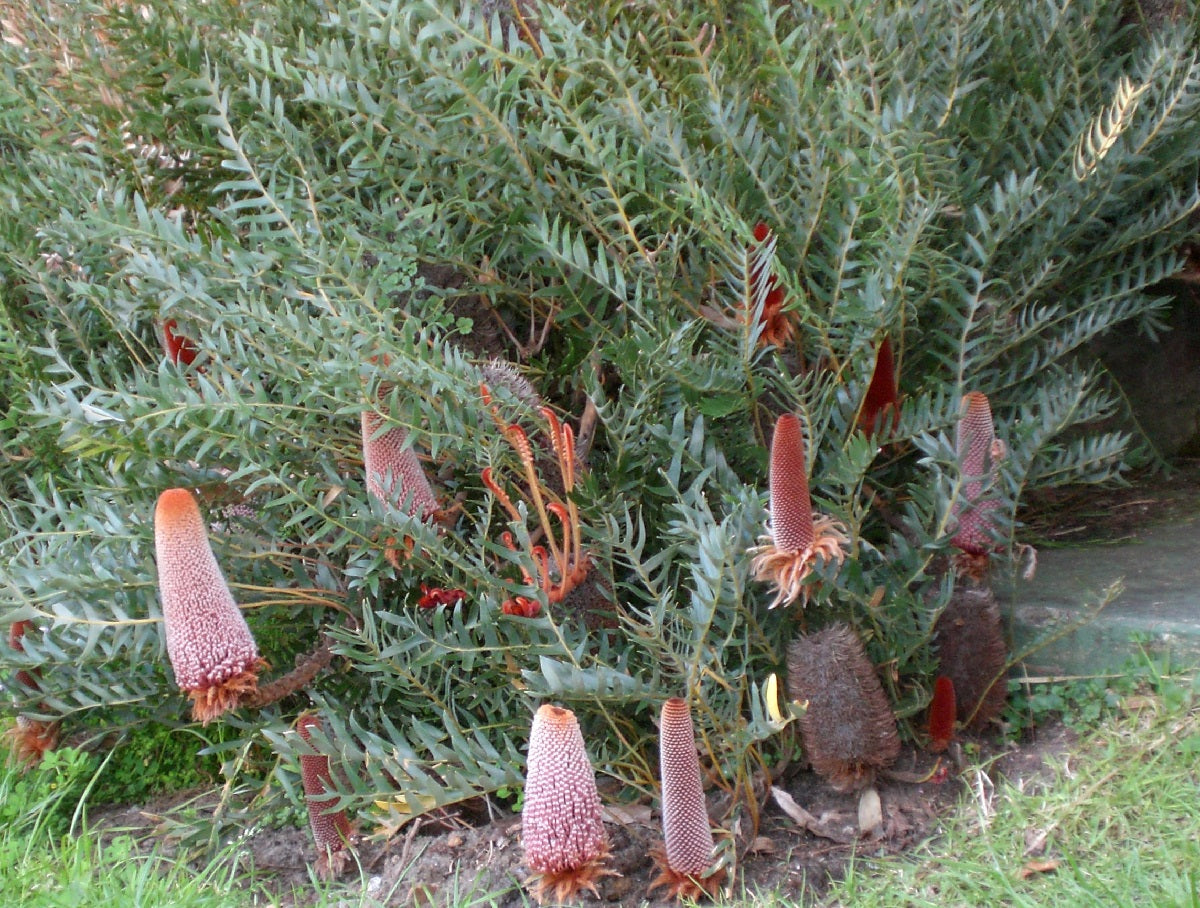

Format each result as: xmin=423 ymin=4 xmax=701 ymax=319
xmin=2 ymin=672 xmax=1198 ymax=907
xmin=820 ymin=672 xmax=1200 ymax=908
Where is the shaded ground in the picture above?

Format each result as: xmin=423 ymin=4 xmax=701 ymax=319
xmin=89 ymin=721 xmax=1078 ymax=907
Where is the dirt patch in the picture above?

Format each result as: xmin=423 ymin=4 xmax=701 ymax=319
xmin=1019 ymin=458 xmax=1200 ymax=544
xmin=87 ymin=719 xmax=1078 ymax=906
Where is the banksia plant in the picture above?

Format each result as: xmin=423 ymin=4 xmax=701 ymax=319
xmin=787 ymin=623 xmax=900 ymax=792
xmin=360 ymin=410 xmax=439 ymax=521
xmin=296 ymin=713 xmax=355 ymax=880
xmin=521 ymin=704 xmax=610 ymax=904
xmin=154 ymin=488 xmax=265 ymax=725
xmin=951 ymin=391 xmax=1006 ymax=579
xmin=650 ymin=697 xmax=724 ymax=901
xmin=750 ymin=413 xmax=850 ymax=609
xmin=858 ymin=336 xmax=900 ymax=436
xmin=933 ymin=586 xmax=1009 ymax=730
xmin=927 ymin=676 xmax=957 ymax=753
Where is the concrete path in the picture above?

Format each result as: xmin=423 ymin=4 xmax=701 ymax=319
xmin=1005 ymin=509 xmax=1200 ymax=676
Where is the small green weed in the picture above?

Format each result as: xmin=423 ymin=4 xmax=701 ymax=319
xmin=0 ymin=743 xmax=97 ymax=839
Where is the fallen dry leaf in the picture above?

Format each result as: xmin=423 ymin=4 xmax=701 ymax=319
xmin=858 ymin=787 xmax=883 ymax=836
xmin=1018 ymin=858 xmax=1061 ymax=879
xmin=747 ymin=836 xmax=777 ymax=855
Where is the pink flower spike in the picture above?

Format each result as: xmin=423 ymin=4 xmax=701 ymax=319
xmin=951 ymin=391 xmax=1006 ymax=576
xmin=750 ymin=413 xmax=849 ymax=609
xmin=521 ymin=704 xmax=611 ymax=903
xmin=296 ymin=713 xmax=354 ymax=879
xmin=154 ymin=488 xmax=265 ymax=724
xmin=361 ymin=411 xmax=438 ymax=521
xmin=651 ymin=697 xmax=724 ymax=900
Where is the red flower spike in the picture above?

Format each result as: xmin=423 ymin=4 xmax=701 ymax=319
xmin=161 ymin=319 xmax=200 ymax=366
xmin=748 ymin=222 xmax=796 ymax=348
xmin=522 ymin=704 xmax=612 ymax=904
xmin=651 ymin=698 xmax=725 ymax=901
xmin=296 ymin=713 xmax=355 ymax=879
xmin=361 ymin=411 xmax=438 ymax=522
xmin=416 ymin=585 xmax=466 ymax=610
xmin=154 ymin=488 xmax=265 ymax=724
xmin=481 ymin=385 xmax=591 ymax=613
xmin=3 ymin=620 xmax=60 ymax=766
xmin=928 ymin=676 xmax=957 ymax=753
xmin=7 ymin=620 xmax=41 ymax=693
xmin=951 ymin=391 xmax=1006 ymax=576
xmin=858 ymin=336 xmax=900 ymax=436
xmin=750 ymin=413 xmax=849 ymax=609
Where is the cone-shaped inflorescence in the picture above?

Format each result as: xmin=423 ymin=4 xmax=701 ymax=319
xmin=933 ymin=585 xmax=1008 ymax=730
xmin=787 ymin=623 xmax=900 ymax=792
xmin=858 ymin=336 xmax=900 ymax=436
xmin=154 ymin=488 xmax=265 ymax=724
xmin=749 ymin=222 xmax=795 ymax=348
xmin=927 ymin=676 xmax=957 ymax=753
xmin=951 ymin=391 xmax=1006 ymax=579
xmin=296 ymin=713 xmax=354 ymax=879
xmin=751 ymin=413 xmax=849 ymax=609
xmin=522 ymin=704 xmax=611 ymax=904
xmin=361 ymin=411 xmax=438 ymax=521
xmin=161 ymin=318 xmax=200 ymax=366
xmin=651 ymin=697 xmax=724 ymax=901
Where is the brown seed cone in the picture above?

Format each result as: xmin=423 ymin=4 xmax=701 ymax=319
xmin=933 ymin=585 xmax=1008 ymax=729
xmin=650 ymin=697 xmax=722 ymax=901
xmin=787 ymin=623 xmax=901 ymax=792
xmin=154 ymin=488 xmax=263 ymax=724
xmin=522 ymin=704 xmax=611 ymax=904
xmin=297 ymin=713 xmax=354 ymax=879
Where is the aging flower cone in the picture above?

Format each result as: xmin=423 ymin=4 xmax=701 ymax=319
xmin=651 ymin=697 xmax=724 ymax=901
xmin=787 ymin=623 xmax=900 ymax=792
xmin=154 ymin=487 xmax=265 ymax=724
xmin=521 ymin=704 xmax=611 ymax=904
xmin=933 ymin=585 xmax=1008 ymax=729
xmin=751 ymin=413 xmax=849 ymax=608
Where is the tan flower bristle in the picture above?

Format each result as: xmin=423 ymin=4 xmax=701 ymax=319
xmin=521 ymin=704 xmax=611 ymax=904
xmin=650 ymin=697 xmax=724 ymax=901
xmin=786 ymin=623 xmax=900 ymax=792
xmin=933 ymin=585 xmax=1008 ymax=730
xmin=750 ymin=413 xmax=849 ymax=608
xmin=154 ymin=488 xmax=264 ymax=724
xmin=297 ymin=713 xmax=354 ymax=879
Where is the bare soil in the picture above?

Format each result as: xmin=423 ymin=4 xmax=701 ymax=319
xmin=89 ymin=721 xmax=1079 ymax=907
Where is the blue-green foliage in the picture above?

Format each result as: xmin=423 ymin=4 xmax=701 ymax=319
xmin=2 ymin=0 xmax=1199 ymax=842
